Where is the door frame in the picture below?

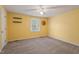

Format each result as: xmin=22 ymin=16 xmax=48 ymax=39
xmin=0 ymin=7 xmax=7 ymax=52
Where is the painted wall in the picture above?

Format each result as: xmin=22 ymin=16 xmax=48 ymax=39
xmin=49 ymin=9 xmax=79 ymax=46
xmin=0 ymin=6 xmax=2 ymax=51
xmin=7 ymin=12 xmax=48 ymax=42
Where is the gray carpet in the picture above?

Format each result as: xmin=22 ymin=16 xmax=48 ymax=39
xmin=1 ymin=37 xmax=79 ymax=54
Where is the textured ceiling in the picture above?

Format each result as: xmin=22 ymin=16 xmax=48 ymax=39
xmin=4 ymin=5 xmax=79 ymax=17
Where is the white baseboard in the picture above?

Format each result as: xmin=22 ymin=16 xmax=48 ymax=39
xmin=48 ymin=35 xmax=79 ymax=47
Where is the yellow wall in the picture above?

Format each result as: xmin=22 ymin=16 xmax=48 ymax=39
xmin=0 ymin=6 xmax=2 ymax=50
xmin=49 ymin=9 xmax=79 ymax=45
xmin=7 ymin=12 xmax=48 ymax=42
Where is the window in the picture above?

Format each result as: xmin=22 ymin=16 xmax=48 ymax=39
xmin=31 ymin=18 xmax=40 ymax=32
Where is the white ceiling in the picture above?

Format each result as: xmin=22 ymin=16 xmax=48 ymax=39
xmin=4 ymin=5 xmax=79 ymax=17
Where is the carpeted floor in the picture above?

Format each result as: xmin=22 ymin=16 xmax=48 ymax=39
xmin=1 ymin=37 xmax=79 ymax=54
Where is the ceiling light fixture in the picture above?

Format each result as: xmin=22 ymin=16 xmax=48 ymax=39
xmin=39 ymin=5 xmax=44 ymax=15
xmin=40 ymin=11 xmax=44 ymax=15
